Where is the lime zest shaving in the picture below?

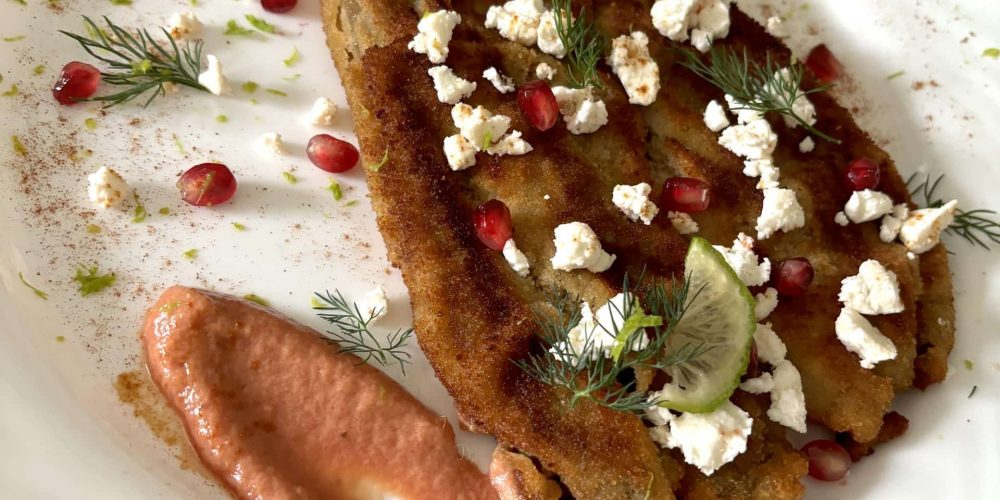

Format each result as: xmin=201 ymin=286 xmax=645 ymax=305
xmin=327 ymin=180 xmax=343 ymax=200
xmin=18 ymin=272 xmax=48 ymax=300
xmin=244 ymin=293 xmax=269 ymax=306
xmin=265 ymin=88 xmax=287 ymax=97
xmin=245 ymin=14 xmax=278 ymax=34
xmin=232 ymin=222 xmax=246 ymax=231
xmin=241 ymin=81 xmax=259 ymax=93
xmin=610 ymin=305 xmax=663 ymax=362
xmin=224 ymin=20 xmax=254 ymax=36
xmin=983 ymin=48 xmax=1000 ymax=60
xmin=367 ymin=148 xmax=389 ymax=172
xmin=2 ymin=84 xmax=19 ymax=96
xmin=283 ymin=47 xmax=300 ymax=67
xmin=282 ymin=171 xmax=297 ymax=184
xmin=73 ymin=265 xmax=116 ymax=296
xmin=11 ymin=135 xmax=27 ymax=155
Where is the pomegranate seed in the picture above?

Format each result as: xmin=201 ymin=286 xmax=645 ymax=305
xmin=52 ymin=61 xmax=100 ymax=105
xmin=661 ymin=177 xmax=711 ymax=213
xmin=177 ymin=163 xmax=237 ymax=207
xmin=517 ymin=80 xmax=559 ymax=131
xmin=801 ymin=440 xmax=851 ymax=481
xmin=307 ymin=134 xmax=359 ymax=173
xmin=261 ymin=0 xmax=297 ymax=13
xmin=805 ymin=44 xmax=843 ymax=84
xmin=845 ymin=158 xmax=880 ymax=191
xmin=774 ymin=258 xmax=814 ymax=297
xmin=473 ymin=199 xmax=513 ymax=251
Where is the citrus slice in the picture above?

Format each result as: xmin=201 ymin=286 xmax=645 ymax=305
xmin=656 ymin=236 xmax=756 ymax=413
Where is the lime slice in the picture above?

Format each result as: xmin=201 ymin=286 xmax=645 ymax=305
xmin=656 ymin=237 xmax=755 ymax=413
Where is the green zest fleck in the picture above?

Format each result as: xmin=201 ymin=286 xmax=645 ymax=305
xmin=18 ymin=272 xmax=48 ymax=300
xmin=189 ymin=0 xmax=198 ymax=6
xmin=244 ymin=294 xmax=269 ymax=306
xmin=157 ymin=207 xmax=170 ymax=215
xmin=182 ymin=248 xmax=198 ymax=260
xmin=245 ymin=14 xmax=278 ymax=34
xmin=241 ymin=81 xmax=259 ymax=93
xmin=282 ymin=73 xmax=301 ymax=82
xmin=964 ymin=359 xmax=975 ymax=370
xmin=224 ymin=20 xmax=254 ymax=36
xmin=367 ymin=148 xmax=389 ymax=172
xmin=132 ymin=192 xmax=148 ymax=223
xmin=2 ymin=84 xmax=19 ymax=96
xmin=327 ymin=180 xmax=343 ymax=200
xmin=3 ymin=35 xmax=26 ymax=42
xmin=55 ymin=336 xmax=66 ymax=343
xmin=265 ymin=88 xmax=287 ymax=97
xmin=232 ymin=222 xmax=247 ymax=231
xmin=344 ymin=200 xmax=359 ymax=207
xmin=283 ymin=47 xmax=300 ymax=67
xmin=109 ymin=0 xmax=133 ymax=5
xmin=480 ymin=131 xmax=493 ymax=151
xmin=216 ymin=114 xmax=228 ymax=123
xmin=11 ymin=135 xmax=26 ymax=155
xmin=130 ymin=58 xmax=152 ymax=75
xmin=32 ymin=64 xmax=44 ymax=75
xmin=886 ymin=70 xmax=905 ymax=80
xmin=84 ymin=118 xmax=98 ymax=130
xmin=85 ymin=224 xmax=101 ymax=234
xmin=610 ymin=306 xmax=663 ymax=362
xmin=282 ymin=171 xmax=298 ymax=184
xmin=983 ymin=48 xmax=1000 ymax=60
xmin=172 ymin=133 xmax=185 ymax=154
xmin=73 ymin=265 xmax=116 ymax=296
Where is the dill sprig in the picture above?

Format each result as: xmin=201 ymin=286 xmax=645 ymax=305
xmin=513 ymin=275 xmax=708 ymax=415
xmin=312 ymin=289 xmax=413 ymax=373
xmin=552 ymin=0 xmax=606 ymax=89
xmin=59 ymin=16 xmax=208 ymax=108
xmin=677 ymin=46 xmax=840 ymax=143
xmin=906 ymin=173 xmax=1000 ymax=249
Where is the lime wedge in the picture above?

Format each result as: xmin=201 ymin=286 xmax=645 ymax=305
xmin=656 ymin=237 xmax=755 ymax=413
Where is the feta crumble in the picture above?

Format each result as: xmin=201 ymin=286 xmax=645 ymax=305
xmin=754 ymin=287 xmax=779 ymax=320
xmin=428 ymin=66 xmax=477 ymax=104
xmin=899 ymin=200 xmax=958 ymax=254
xmin=835 ymin=307 xmax=898 ymax=369
xmin=769 ymin=68 xmax=817 ymax=128
xmin=703 ymin=99 xmax=730 ymax=132
xmin=767 ymin=359 xmax=807 ymax=433
xmin=844 ymin=189 xmax=894 ymax=223
xmin=661 ymin=401 xmax=752 ymax=476
xmin=197 ymin=54 xmax=230 ymax=96
xmin=554 ymin=293 xmax=650 ymax=361
xmin=754 ymin=322 xmax=787 ymax=366
xmin=834 ymin=211 xmax=849 ymax=226
xmin=550 ymin=222 xmax=616 ymax=273
xmin=651 ymin=0 xmax=731 ymax=53
xmin=725 ymin=94 xmax=763 ymax=125
xmin=451 ymin=103 xmax=512 ymax=150
xmin=650 ymin=0 xmax=697 ymax=42
xmin=739 ymin=373 xmax=774 ymax=394
xmin=756 ymin=187 xmax=805 ymax=240
xmin=799 ymin=136 xmax=815 ymax=153
xmin=166 ymin=12 xmax=202 ymax=40
xmin=838 ymin=260 xmax=904 ymax=315
xmin=745 ymin=158 xmax=780 ymax=190
xmin=257 ymin=132 xmax=286 ymax=155
xmin=503 ymin=239 xmax=531 ymax=277
xmin=358 ymin=286 xmax=389 ymax=324
xmin=535 ymin=62 xmax=557 ymax=80
xmin=307 ymin=97 xmax=338 ymax=126
xmin=607 ymin=32 xmax=661 ymax=106
xmin=485 ymin=130 xmax=533 ymax=156
xmin=713 ymin=233 xmax=771 ymax=287
xmin=612 ymin=183 xmax=659 ymax=225
xmin=765 ymin=16 xmax=787 ymax=38
xmin=667 ymin=211 xmax=700 ymax=234
xmin=483 ymin=67 xmax=516 ymax=94
xmin=551 ymin=86 xmax=609 ymax=134
xmin=536 ymin=10 xmax=567 ymax=58
xmin=645 ymin=404 xmax=676 ymax=426
xmin=408 ymin=10 xmax=461 ymax=63
xmin=443 ymin=134 xmax=477 ymax=171
xmin=485 ymin=0 xmax=544 ymax=46
xmin=87 ymin=166 xmax=130 ymax=209
xmin=879 ymin=203 xmax=910 ymax=243
xmin=718 ymin=116 xmax=778 ymax=160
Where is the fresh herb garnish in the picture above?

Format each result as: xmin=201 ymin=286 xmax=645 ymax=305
xmin=283 ymin=47 xmax=300 ymax=66
xmin=676 ymin=46 xmax=840 ymax=143
xmin=367 ymin=148 xmax=389 ymax=172
xmin=224 ymin=20 xmax=254 ymax=37
xmin=18 ymin=272 xmax=49 ymax=300
xmin=60 ymin=16 xmax=209 ymax=108
xmin=313 ymin=289 xmax=413 ymax=373
xmin=552 ymin=0 xmax=606 ymax=89
xmin=73 ymin=264 xmax=116 ymax=296
xmin=513 ymin=275 xmax=707 ymax=415
xmin=907 ymin=172 xmax=1000 ymax=249
xmin=3 ymin=35 xmax=26 ymax=42
xmin=245 ymin=14 xmax=278 ymax=34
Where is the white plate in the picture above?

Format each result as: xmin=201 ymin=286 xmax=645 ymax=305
xmin=0 ymin=0 xmax=997 ymax=498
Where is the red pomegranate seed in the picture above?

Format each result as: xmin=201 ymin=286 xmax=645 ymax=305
xmin=307 ymin=134 xmax=359 ymax=173
xmin=177 ymin=163 xmax=237 ymax=207
xmin=805 ymin=44 xmax=843 ymax=84
xmin=846 ymin=158 xmax=880 ymax=191
xmin=52 ymin=61 xmax=100 ymax=105
xmin=261 ymin=0 xmax=297 ymax=13
xmin=774 ymin=258 xmax=815 ymax=297
xmin=473 ymin=199 xmax=513 ymax=251
xmin=661 ymin=177 xmax=711 ymax=213
xmin=517 ymin=80 xmax=559 ymax=131
xmin=801 ymin=440 xmax=851 ymax=482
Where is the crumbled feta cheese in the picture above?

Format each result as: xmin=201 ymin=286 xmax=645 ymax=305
xmin=765 ymin=16 xmax=787 ymax=38
xmin=307 ymin=97 xmax=338 ymax=126
xmin=451 ymin=103 xmax=512 ymax=151
xmin=724 ymin=94 xmax=763 ymax=125
xmin=613 ymin=183 xmax=659 ymax=225
xmin=844 ymin=189 xmax=894 ymax=223
xmin=649 ymin=425 xmax=673 ymax=448
xmin=799 ymin=136 xmax=815 ymax=153
xmin=484 ymin=0 xmax=544 ymax=46
xmin=756 ymin=187 xmax=805 ymax=240
xmin=692 ymin=0 xmax=731 ymax=51
xmin=718 ymin=117 xmax=777 ymax=160
xmin=257 ymin=132 xmax=286 ymax=155
xmin=645 ymin=404 xmax=676 ymax=426
xmin=661 ymin=401 xmax=752 ymax=476
xmin=87 ymin=166 xmax=130 ymax=209
xmin=197 ymin=54 xmax=230 ymax=96
xmin=754 ymin=322 xmax=786 ymax=366
xmin=835 ymin=307 xmax=898 ymax=369
xmin=650 ymin=0 xmax=697 ymax=42
xmin=651 ymin=0 xmax=730 ymax=52
xmin=486 ymin=130 xmax=533 ymax=156
xmin=536 ymin=10 xmax=566 ymax=58
xmin=745 ymin=158 xmax=780 ymax=190
xmin=555 ymin=293 xmax=649 ymax=361
xmin=482 ymin=67 xmax=516 ymax=94
xmin=739 ymin=373 xmax=774 ymax=394
xmin=834 ymin=211 xmax=849 ymax=226
xmin=535 ymin=62 xmax=557 ymax=80
xmin=550 ymin=222 xmax=616 ymax=273
xmin=551 ymin=86 xmax=609 ymax=134
xmin=839 ymin=260 xmax=904 ymax=315
xmin=408 ymin=10 xmax=461 ymax=63
xmin=503 ymin=239 xmax=530 ymax=277
xmin=713 ymin=233 xmax=771 ymax=287
xmin=607 ymin=31 xmax=661 ymax=106
xmin=899 ymin=200 xmax=958 ymax=254
xmin=767 ymin=359 xmax=807 ymax=432
xmin=358 ymin=286 xmax=389 ymax=323
xmin=907 ymin=251 xmax=916 ymax=260
xmin=166 ymin=12 xmax=202 ymax=40
xmin=703 ymin=99 xmax=730 ymax=132
xmin=754 ymin=287 xmax=779 ymax=320
xmin=667 ymin=211 xmax=700 ymax=234
xmin=443 ymin=134 xmax=477 ymax=171
xmin=428 ymin=66 xmax=477 ymax=104
xmin=879 ymin=203 xmax=910 ymax=243
xmin=769 ymin=68 xmax=817 ymax=128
